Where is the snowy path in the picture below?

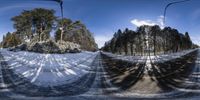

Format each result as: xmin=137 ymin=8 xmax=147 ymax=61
xmin=82 ymin=53 xmax=119 ymax=96
xmin=0 ymin=54 xmax=7 ymax=91
xmin=160 ymin=49 xmax=200 ymax=93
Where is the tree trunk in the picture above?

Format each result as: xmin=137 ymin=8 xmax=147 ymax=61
xmin=39 ymin=24 xmax=43 ymax=42
xmin=124 ymin=42 xmax=128 ymax=55
xmin=130 ymin=43 xmax=133 ymax=56
xmin=153 ymin=35 xmax=156 ymax=55
xmin=61 ymin=28 xmax=63 ymax=42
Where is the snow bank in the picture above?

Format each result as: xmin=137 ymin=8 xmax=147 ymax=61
xmin=0 ymin=49 xmax=97 ymax=87
xmin=102 ymin=49 xmax=198 ymax=63
xmin=102 ymin=52 xmax=146 ymax=63
xmin=152 ymin=49 xmax=198 ymax=63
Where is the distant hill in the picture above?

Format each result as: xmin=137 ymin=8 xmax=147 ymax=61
xmin=102 ymin=25 xmax=197 ymax=55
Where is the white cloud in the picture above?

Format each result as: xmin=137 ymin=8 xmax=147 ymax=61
xmin=157 ymin=15 xmax=164 ymax=28
xmin=131 ymin=15 xmax=165 ymax=29
xmin=131 ymin=19 xmax=156 ymax=27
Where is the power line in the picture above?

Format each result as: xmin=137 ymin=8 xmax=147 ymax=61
xmin=163 ymin=0 xmax=191 ymax=26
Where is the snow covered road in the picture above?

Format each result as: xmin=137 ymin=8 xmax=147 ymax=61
xmin=0 ymin=49 xmax=200 ymax=99
xmin=0 ymin=49 xmax=97 ymax=86
xmin=100 ymin=49 xmax=200 ymax=99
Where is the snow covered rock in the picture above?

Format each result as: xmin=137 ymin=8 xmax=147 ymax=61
xmin=24 ymin=39 xmax=81 ymax=53
xmin=10 ymin=39 xmax=81 ymax=54
xmin=28 ymin=39 xmax=61 ymax=53
xmin=57 ymin=40 xmax=81 ymax=53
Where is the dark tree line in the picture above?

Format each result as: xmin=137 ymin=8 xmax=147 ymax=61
xmin=102 ymin=25 xmax=196 ymax=56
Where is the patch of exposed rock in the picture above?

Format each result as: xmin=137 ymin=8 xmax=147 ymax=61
xmin=56 ymin=40 xmax=81 ymax=53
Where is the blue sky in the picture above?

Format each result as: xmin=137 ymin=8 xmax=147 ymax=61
xmin=0 ymin=0 xmax=200 ymax=47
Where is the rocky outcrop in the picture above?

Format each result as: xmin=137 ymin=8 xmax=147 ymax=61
xmin=28 ymin=40 xmax=61 ymax=53
xmin=56 ymin=40 xmax=81 ymax=53
xmin=10 ymin=39 xmax=81 ymax=54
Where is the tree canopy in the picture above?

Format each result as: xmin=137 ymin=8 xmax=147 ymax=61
xmin=102 ymin=25 xmax=194 ymax=55
xmin=12 ymin=8 xmax=56 ymax=42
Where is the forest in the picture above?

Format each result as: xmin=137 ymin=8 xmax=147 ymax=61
xmin=102 ymin=25 xmax=198 ymax=55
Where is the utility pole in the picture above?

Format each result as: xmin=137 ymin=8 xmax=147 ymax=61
xmin=54 ymin=0 xmax=64 ymax=42
xmin=58 ymin=0 xmax=64 ymax=42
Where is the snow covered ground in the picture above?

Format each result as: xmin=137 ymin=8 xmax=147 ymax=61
xmin=102 ymin=52 xmax=145 ymax=63
xmin=152 ymin=49 xmax=199 ymax=63
xmin=0 ymin=49 xmax=98 ymax=87
xmin=102 ymin=49 xmax=199 ymax=63
xmin=0 ymin=49 xmax=197 ymax=88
